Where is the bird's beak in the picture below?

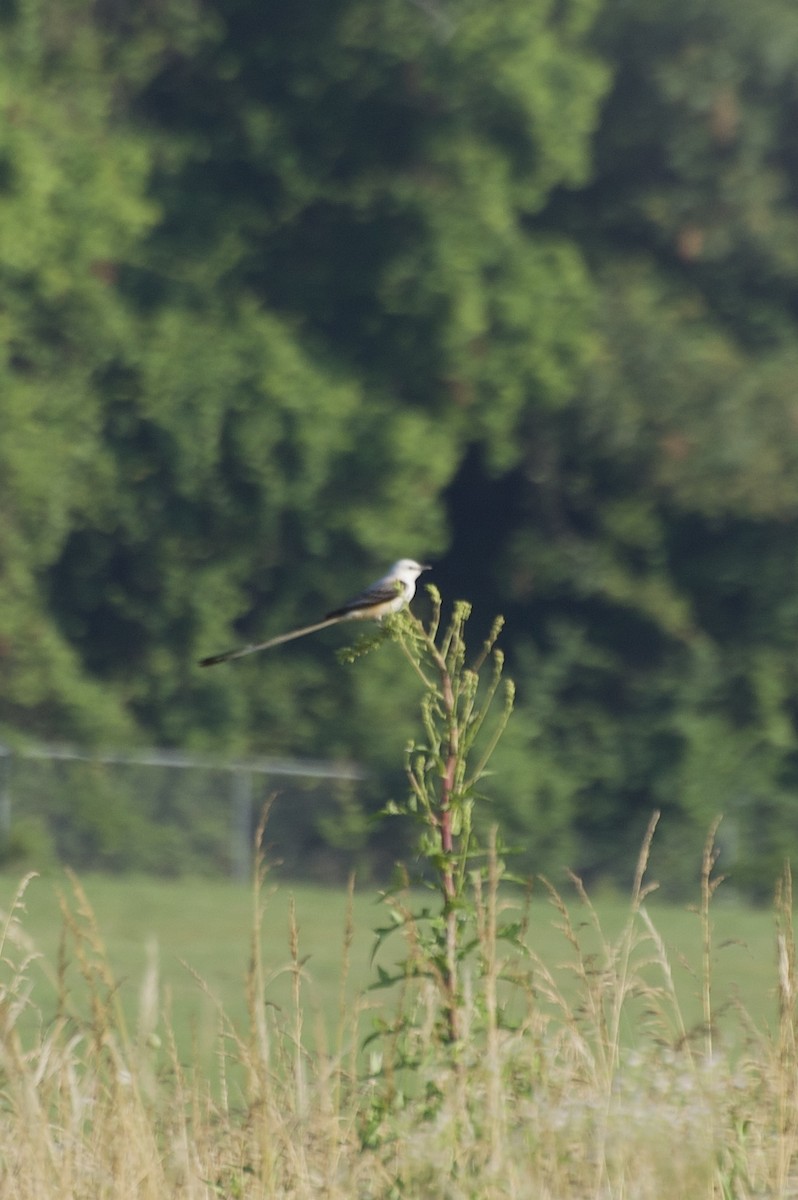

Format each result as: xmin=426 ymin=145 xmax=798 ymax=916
xmin=421 ymin=563 xmax=432 ymax=572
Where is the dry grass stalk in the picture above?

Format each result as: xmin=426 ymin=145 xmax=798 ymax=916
xmin=0 ymin=826 xmax=795 ymax=1198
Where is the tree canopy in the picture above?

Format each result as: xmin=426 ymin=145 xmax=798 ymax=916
xmin=2 ymin=0 xmax=798 ymax=893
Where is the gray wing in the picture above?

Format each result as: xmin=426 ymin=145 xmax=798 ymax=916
xmin=325 ymin=577 xmax=403 ymax=620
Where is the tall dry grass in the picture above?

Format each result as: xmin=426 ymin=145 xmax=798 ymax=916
xmin=0 ymin=824 xmax=795 ymax=1199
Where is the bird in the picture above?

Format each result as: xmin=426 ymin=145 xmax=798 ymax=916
xmin=198 ymin=558 xmax=430 ymax=667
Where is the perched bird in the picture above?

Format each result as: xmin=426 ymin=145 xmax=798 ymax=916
xmin=198 ymin=558 xmax=430 ymax=667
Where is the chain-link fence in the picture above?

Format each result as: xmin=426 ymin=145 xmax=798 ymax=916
xmin=0 ymin=743 xmax=367 ymax=881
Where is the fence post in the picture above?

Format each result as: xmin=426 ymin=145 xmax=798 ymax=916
xmin=231 ymin=768 xmax=254 ymax=882
xmin=0 ymin=745 xmax=11 ymax=839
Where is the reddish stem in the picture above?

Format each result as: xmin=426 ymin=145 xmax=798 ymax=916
xmin=437 ymin=658 xmax=459 ymax=1038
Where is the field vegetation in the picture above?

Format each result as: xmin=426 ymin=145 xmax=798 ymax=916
xmin=0 ymin=833 xmax=796 ymax=1198
xmin=0 ymin=852 xmax=780 ymax=1066
xmin=2 ymin=606 xmax=797 ymax=1198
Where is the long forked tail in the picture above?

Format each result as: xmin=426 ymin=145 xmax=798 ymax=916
xmin=198 ymin=616 xmax=342 ymax=667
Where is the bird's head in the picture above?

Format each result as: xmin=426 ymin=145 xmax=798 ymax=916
xmin=391 ymin=558 xmax=431 ymax=581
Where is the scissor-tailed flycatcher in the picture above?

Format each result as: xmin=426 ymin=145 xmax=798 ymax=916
xmin=198 ymin=558 xmax=430 ymax=667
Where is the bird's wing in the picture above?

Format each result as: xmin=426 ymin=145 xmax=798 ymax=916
xmin=325 ymin=576 xmax=404 ymax=620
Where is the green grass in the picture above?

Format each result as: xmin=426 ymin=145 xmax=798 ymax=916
xmin=1 ymin=867 xmax=779 ymax=1061
xmin=0 ymin=856 xmax=795 ymax=1198
xmin=0 ymin=869 xmax=381 ymax=1066
xmin=534 ymin=887 xmax=779 ymax=1041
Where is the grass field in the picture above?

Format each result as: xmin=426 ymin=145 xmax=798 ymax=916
xmin=0 ymin=866 xmax=781 ymax=1056
xmin=0 ymin=856 xmax=795 ymax=1197
xmin=0 ymin=869 xmax=381 ymax=1065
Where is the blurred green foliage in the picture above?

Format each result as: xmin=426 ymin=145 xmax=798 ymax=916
xmin=2 ymin=0 xmax=798 ymax=894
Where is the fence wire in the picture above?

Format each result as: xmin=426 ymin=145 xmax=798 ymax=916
xmin=0 ymin=743 xmax=367 ymax=881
